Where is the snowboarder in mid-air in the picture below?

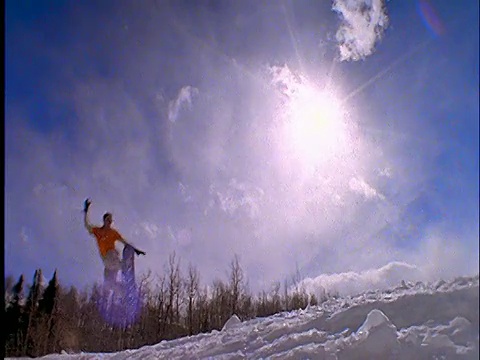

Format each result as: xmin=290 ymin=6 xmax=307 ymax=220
xmin=83 ymin=198 xmax=145 ymax=296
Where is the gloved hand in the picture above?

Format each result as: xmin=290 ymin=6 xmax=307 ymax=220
xmin=135 ymin=249 xmax=146 ymax=256
xmin=83 ymin=198 xmax=91 ymax=213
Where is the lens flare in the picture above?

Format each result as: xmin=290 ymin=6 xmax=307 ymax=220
xmin=418 ymin=0 xmax=445 ymax=37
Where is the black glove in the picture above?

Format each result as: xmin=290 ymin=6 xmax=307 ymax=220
xmin=135 ymin=249 xmax=146 ymax=256
xmin=83 ymin=198 xmax=91 ymax=213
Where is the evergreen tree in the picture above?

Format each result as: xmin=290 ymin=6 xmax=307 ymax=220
xmin=5 ymin=275 xmax=14 ymax=304
xmin=5 ymin=274 xmax=25 ymax=356
xmin=25 ymin=269 xmax=43 ymax=312
xmin=23 ymin=269 xmax=44 ymax=356
xmin=39 ymin=270 xmax=59 ymax=315
xmin=38 ymin=270 xmax=60 ymax=354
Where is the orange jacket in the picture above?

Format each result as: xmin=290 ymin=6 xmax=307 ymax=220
xmin=91 ymin=227 xmax=123 ymax=258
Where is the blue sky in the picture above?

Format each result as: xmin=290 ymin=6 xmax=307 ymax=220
xmin=5 ymin=0 xmax=479 ymax=292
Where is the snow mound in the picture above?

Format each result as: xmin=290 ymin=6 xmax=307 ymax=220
xmin=7 ymin=274 xmax=479 ymax=360
xmin=357 ymin=308 xmax=396 ymax=334
xmin=324 ymin=309 xmax=398 ymax=358
xmin=355 ymin=309 xmax=398 ymax=355
xmin=222 ymin=314 xmax=242 ymax=331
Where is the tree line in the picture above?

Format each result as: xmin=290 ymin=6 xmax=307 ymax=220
xmin=4 ymin=253 xmax=333 ymax=357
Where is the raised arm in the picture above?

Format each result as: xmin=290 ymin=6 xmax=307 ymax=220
xmin=83 ymin=199 xmax=93 ymax=234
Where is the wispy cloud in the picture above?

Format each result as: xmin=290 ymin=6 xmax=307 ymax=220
xmin=172 ymin=227 xmax=193 ymax=247
xmin=208 ymin=179 xmax=264 ymax=219
xmin=178 ymin=182 xmax=193 ymax=203
xmin=378 ymin=167 xmax=392 ymax=178
xmin=168 ymin=86 xmax=199 ymax=123
xmin=137 ymin=222 xmax=162 ymax=240
xmin=332 ymin=0 xmax=389 ymax=61
xmin=349 ymin=177 xmax=385 ymax=200
xmin=20 ymin=227 xmax=29 ymax=243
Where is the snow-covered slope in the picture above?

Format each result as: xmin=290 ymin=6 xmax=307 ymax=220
xmin=11 ymin=275 xmax=479 ymax=360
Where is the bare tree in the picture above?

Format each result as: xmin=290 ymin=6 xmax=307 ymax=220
xmin=283 ymin=279 xmax=290 ymax=311
xmin=228 ymin=254 xmax=244 ymax=317
xmin=210 ymin=279 xmax=230 ymax=329
xmin=287 ymin=263 xmax=309 ymax=310
xmin=163 ymin=252 xmax=183 ymax=337
xmin=156 ymin=273 xmax=167 ymax=338
xmin=238 ymin=290 xmax=254 ymax=320
xmin=271 ymin=281 xmax=282 ymax=314
xmin=56 ymin=286 xmax=81 ymax=353
xmin=185 ymin=264 xmax=200 ymax=335
xmin=195 ymin=285 xmax=210 ymax=333
xmin=135 ymin=270 xmax=160 ymax=345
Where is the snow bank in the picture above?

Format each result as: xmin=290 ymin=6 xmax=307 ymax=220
xmin=8 ymin=275 xmax=479 ymax=360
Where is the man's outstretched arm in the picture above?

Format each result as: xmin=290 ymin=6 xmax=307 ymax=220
xmin=83 ymin=199 xmax=93 ymax=234
xmin=119 ymin=237 xmax=146 ymax=256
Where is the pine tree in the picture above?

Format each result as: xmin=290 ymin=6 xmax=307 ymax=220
xmin=5 ymin=274 xmax=25 ymax=356
xmin=39 ymin=270 xmax=59 ymax=315
xmin=23 ymin=269 xmax=44 ymax=356
xmin=38 ymin=270 xmax=60 ymax=354
xmin=5 ymin=275 xmax=14 ymax=303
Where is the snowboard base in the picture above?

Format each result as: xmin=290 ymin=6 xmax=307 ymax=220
xmin=97 ymin=245 xmax=141 ymax=326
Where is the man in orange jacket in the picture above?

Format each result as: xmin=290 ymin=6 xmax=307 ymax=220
xmin=83 ymin=199 xmax=145 ymax=293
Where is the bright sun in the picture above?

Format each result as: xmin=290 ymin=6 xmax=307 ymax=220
xmin=285 ymin=82 xmax=347 ymax=168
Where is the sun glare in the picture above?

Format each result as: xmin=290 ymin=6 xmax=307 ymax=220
xmin=285 ymin=83 xmax=347 ymax=167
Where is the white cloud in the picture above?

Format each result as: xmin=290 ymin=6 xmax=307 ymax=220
xmin=332 ymin=0 xmax=389 ymax=61
xmin=164 ymin=226 xmax=192 ymax=248
xmin=138 ymin=222 xmax=161 ymax=240
xmin=178 ymin=182 xmax=193 ymax=203
xmin=20 ymin=227 xmax=29 ymax=243
xmin=269 ymin=64 xmax=302 ymax=98
xmin=209 ymin=179 xmax=264 ymax=219
xmin=378 ymin=167 xmax=392 ymax=178
xmin=349 ymin=177 xmax=385 ymax=200
xmin=176 ymin=228 xmax=192 ymax=247
xmin=168 ymin=86 xmax=199 ymax=123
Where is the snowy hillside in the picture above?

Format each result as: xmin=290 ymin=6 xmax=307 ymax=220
xmin=10 ymin=275 xmax=479 ymax=360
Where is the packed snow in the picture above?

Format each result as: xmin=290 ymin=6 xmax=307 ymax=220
xmin=10 ymin=275 xmax=479 ymax=359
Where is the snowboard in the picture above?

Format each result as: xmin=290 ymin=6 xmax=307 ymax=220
xmin=98 ymin=245 xmax=141 ymax=326
xmin=122 ymin=244 xmax=137 ymax=292
xmin=116 ymin=244 xmax=140 ymax=325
